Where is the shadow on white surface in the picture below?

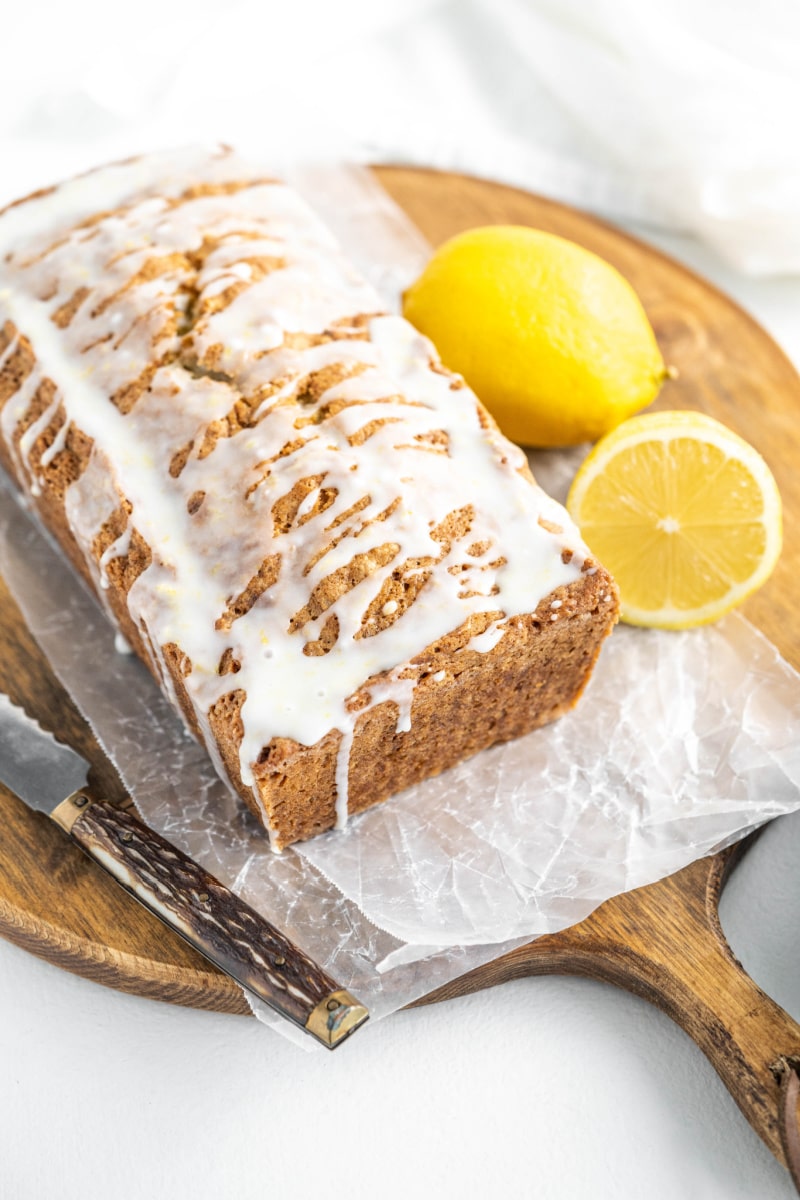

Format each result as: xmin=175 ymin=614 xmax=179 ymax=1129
xmin=0 ymin=926 xmax=796 ymax=1200
xmin=720 ymin=809 xmax=800 ymax=1023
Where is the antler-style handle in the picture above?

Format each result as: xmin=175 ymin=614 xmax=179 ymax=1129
xmin=50 ymin=790 xmax=368 ymax=1049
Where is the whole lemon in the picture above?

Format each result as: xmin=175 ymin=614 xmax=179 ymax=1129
xmin=402 ymin=225 xmax=668 ymax=447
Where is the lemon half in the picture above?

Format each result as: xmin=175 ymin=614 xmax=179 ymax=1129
xmin=566 ymin=411 xmax=782 ymax=628
xmin=402 ymin=225 xmax=667 ymax=447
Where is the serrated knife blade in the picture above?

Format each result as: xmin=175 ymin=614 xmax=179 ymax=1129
xmin=0 ymin=691 xmax=368 ymax=1048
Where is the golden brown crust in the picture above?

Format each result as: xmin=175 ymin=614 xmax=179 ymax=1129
xmin=0 ymin=162 xmax=620 ymax=851
xmin=246 ymin=568 xmax=617 ymax=848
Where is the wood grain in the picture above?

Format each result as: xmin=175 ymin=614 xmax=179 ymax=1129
xmin=377 ymin=167 xmax=800 ymax=666
xmin=1 ymin=166 xmax=799 ymax=1163
xmin=416 ymin=839 xmax=800 ymax=1166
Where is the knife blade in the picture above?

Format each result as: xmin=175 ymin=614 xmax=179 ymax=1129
xmin=0 ymin=692 xmax=368 ymax=1048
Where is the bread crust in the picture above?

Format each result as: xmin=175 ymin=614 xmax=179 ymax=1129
xmin=0 ymin=152 xmax=619 ymax=849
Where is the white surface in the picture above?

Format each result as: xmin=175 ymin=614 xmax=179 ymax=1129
xmin=2 ymin=3 xmax=800 ymax=1194
xmin=1 ymin=226 xmax=799 ymax=1200
xmin=1 ymin=816 xmax=799 ymax=1200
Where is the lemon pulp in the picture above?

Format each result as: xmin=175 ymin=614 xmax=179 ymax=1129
xmin=566 ymin=411 xmax=782 ymax=628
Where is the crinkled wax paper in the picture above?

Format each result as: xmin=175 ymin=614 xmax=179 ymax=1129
xmin=2 ymin=166 xmax=800 ymax=1048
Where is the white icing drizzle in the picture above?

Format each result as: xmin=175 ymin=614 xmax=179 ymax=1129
xmin=370 ymin=672 xmax=417 ymax=736
xmin=18 ymin=391 xmax=62 ymax=496
xmin=0 ymin=148 xmax=595 ymax=842
xmin=99 ymin=524 xmax=133 ymax=589
xmin=465 ymin=624 xmax=507 ymax=655
xmin=39 ymin=414 xmax=69 ymax=467
xmin=0 ymin=333 xmax=19 ymax=372
xmin=0 ymin=354 xmax=41 ymax=481
xmin=333 ymin=722 xmax=356 ymax=829
xmin=114 ymin=632 xmax=133 ymax=655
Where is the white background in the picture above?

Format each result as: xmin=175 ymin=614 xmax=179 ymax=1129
xmin=2 ymin=2 xmax=800 ymax=1196
xmin=2 ymin=784 xmax=799 ymax=1200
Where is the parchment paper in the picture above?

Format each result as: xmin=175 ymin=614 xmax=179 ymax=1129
xmin=2 ymin=166 xmax=799 ymax=1048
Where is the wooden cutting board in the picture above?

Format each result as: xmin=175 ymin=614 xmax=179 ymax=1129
xmin=1 ymin=167 xmax=799 ymax=1173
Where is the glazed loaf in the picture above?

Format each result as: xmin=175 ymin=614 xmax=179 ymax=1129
xmin=0 ymin=148 xmax=619 ymax=849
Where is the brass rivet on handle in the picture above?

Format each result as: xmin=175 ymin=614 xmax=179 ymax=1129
xmin=120 ymin=831 xmax=133 ymax=843
xmin=197 ymin=892 xmax=209 ymax=903
xmin=73 ymin=795 xmax=88 ymax=808
xmin=274 ymin=955 xmax=286 ymax=968
xmin=306 ymin=990 xmax=369 ymax=1048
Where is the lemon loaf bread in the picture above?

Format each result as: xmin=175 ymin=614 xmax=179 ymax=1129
xmin=0 ymin=148 xmax=619 ymax=849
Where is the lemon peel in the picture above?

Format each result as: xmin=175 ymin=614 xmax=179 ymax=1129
xmin=403 ymin=225 xmax=667 ymax=447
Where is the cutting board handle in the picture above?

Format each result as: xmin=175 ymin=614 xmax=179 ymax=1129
xmin=582 ymin=849 xmax=800 ymax=1176
xmin=548 ymin=844 xmax=800 ymax=1176
xmin=418 ymin=840 xmax=800 ymax=1182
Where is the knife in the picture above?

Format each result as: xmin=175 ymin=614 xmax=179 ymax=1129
xmin=0 ymin=691 xmax=368 ymax=1049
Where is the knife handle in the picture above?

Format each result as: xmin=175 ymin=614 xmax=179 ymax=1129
xmin=50 ymin=790 xmax=368 ymax=1049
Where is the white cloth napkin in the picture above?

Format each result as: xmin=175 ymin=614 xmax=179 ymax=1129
xmin=2 ymin=0 xmax=799 ymax=274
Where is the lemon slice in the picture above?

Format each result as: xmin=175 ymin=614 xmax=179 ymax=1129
xmin=566 ymin=411 xmax=783 ymax=629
